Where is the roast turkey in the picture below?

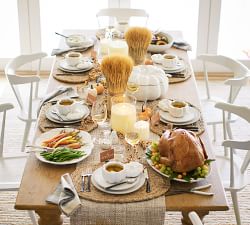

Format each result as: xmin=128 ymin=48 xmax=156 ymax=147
xmin=158 ymin=129 xmax=207 ymax=172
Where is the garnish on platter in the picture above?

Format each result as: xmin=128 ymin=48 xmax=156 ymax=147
xmin=146 ymin=129 xmax=214 ymax=182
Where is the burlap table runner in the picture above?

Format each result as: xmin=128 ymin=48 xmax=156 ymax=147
xmin=70 ymin=128 xmax=168 ymax=225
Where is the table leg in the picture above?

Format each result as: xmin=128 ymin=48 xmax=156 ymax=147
xmin=181 ymin=210 xmax=209 ymax=225
xmin=35 ymin=209 xmax=63 ymax=225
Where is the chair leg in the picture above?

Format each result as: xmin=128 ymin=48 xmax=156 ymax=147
xmin=226 ymin=122 xmax=233 ymax=139
xmin=27 ymin=210 xmax=38 ymax=225
xmin=231 ymin=191 xmax=241 ymax=225
xmin=212 ymin=124 xmax=216 ymax=142
xmin=35 ymin=81 xmax=39 ymax=99
xmin=21 ymin=121 xmax=32 ymax=152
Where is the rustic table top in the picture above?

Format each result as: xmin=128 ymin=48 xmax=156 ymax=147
xmin=15 ymin=30 xmax=229 ymax=214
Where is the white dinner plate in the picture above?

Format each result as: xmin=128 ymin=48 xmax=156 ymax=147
xmin=35 ymin=128 xmax=94 ymax=165
xmin=92 ymin=167 xmax=140 ymax=191
xmin=160 ymin=107 xmax=200 ymax=125
xmin=46 ymin=104 xmax=89 ymax=124
xmin=91 ymin=169 xmax=145 ymax=195
xmin=58 ymin=60 xmax=93 ymax=73
xmin=159 ymin=106 xmax=198 ymax=123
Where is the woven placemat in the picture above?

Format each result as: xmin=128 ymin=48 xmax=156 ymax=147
xmin=38 ymin=103 xmax=98 ymax=133
xmin=143 ymin=100 xmax=205 ymax=136
xmin=168 ymin=67 xmax=191 ymax=84
xmin=53 ymin=59 xmax=102 ymax=84
xmin=71 ymin=163 xmax=169 ymax=203
xmin=70 ymin=126 xmax=169 ymax=203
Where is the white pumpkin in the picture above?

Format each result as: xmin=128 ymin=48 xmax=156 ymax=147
xmin=128 ymin=65 xmax=169 ymax=101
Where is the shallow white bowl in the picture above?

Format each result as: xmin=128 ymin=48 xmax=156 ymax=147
xmin=148 ymin=32 xmax=174 ymax=53
xmin=66 ymin=34 xmax=93 ymax=48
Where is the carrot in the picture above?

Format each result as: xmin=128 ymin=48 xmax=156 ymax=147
xmin=43 ymin=132 xmax=69 ymax=144
xmin=66 ymin=143 xmax=81 ymax=149
xmin=59 ymin=139 xmax=78 ymax=145
xmin=52 ymin=136 xmax=73 ymax=148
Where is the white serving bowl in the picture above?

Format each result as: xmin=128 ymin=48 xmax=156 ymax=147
xmin=148 ymin=32 xmax=174 ymax=53
xmin=66 ymin=34 xmax=93 ymax=48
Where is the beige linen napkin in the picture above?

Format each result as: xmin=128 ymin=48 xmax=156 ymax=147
xmin=70 ymin=196 xmax=166 ymax=225
xmin=46 ymin=173 xmax=81 ymax=216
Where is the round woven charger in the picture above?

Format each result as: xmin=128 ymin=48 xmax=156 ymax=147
xmin=71 ymin=163 xmax=170 ymax=203
xmin=168 ymin=72 xmax=191 ymax=84
xmin=144 ymin=100 xmax=205 ymax=136
xmin=53 ymin=59 xmax=102 ymax=84
xmin=53 ymin=73 xmax=89 ymax=84
xmin=38 ymin=103 xmax=98 ymax=133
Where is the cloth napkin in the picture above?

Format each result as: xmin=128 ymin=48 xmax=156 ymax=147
xmin=37 ymin=86 xmax=78 ymax=115
xmin=173 ymin=38 xmax=192 ymax=51
xmin=46 ymin=173 xmax=81 ymax=216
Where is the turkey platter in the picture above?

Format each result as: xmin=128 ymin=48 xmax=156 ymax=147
xmin=146 ymin=129 xmax=213 ymax=182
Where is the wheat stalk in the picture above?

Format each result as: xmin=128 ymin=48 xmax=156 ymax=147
xmin=125 ymin=27 xmax=152 ymax=65
xmin=101 ymin=54 xmax=133 ymax=95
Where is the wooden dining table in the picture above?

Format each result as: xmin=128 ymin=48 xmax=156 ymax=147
xmin=15 ymin=30 xmax=229 ymax=225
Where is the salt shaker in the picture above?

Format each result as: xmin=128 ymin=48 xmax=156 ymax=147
xmin=110 ymin=130 xmax=119 ymax=145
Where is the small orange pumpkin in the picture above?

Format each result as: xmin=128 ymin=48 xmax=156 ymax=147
xmin=138 ymin=106 xmax=152 ymax=121
xmin=95 ymin=83 xmax=105 ymax=95
xmin=144 ymin=59 xmax=153 ymax=65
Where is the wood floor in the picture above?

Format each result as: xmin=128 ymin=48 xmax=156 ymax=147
xmin=0 ymin=76 xmax=249 ymax=225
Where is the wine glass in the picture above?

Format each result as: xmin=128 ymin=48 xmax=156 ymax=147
xmin=126 ymin=81 xmax=140 ymax=93
xmin=91 ymin=99 xmax=107 ymax=127
xmin=125 ymin=131 xmax=140 ymax=146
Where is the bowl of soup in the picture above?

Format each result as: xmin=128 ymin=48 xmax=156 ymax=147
xmin=102 ymin=161 xmax=127 ymax=183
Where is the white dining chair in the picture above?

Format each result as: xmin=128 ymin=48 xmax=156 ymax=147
xmin=215 ymin=102 xmax=250 ymax=225
xmin=188 ymin=211 xmax=203 ymax=225
xmin=5 ymin=52 xmax=47 ymax=152
xmin=197 ymin=54 xmax=250 ymax=143
xmin=0 ymin=103 xmax=38 ymax=225
xmin=96 ymin=8 xmax=149 ymax=31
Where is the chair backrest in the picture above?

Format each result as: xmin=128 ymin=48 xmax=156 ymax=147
xmin=198 ymin=54 xmax=250 ymax=103
xmin=215 ymin=102 xmax=250 ymax=185
xmin=5 ymin=52 xmax=47 ymax=118
xmin=188 ymin=212 xmax=203 ymax=225
xmin=96 ymin=8 xmax=149 ymax=29
xmin=0 ymin=103 xmax=14 ymax=157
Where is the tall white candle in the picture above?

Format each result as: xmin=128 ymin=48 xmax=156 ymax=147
xmin=108 ymin=40 xmax=128 ymax=55
xmin=134 ymin=120 xmax=150 ymax=141
xmin=111 ymin=103 xmax=136 ymax=134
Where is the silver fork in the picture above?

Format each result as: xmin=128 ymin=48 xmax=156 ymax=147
xmin=81 ymin=169 xmax=92 ymax=192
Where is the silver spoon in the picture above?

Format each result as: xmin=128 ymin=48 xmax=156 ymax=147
xmin=51 ymin=110 xmax=64 ymax=121
xmin=104 ymin=178 xmax=137 ymax=190
xmin=55 ymin=32 xmax=69 ymax=39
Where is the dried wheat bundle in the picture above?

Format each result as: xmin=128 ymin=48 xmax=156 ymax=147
xmin=125 ymin=27 xmax=152 ymax=65
xmin=101 ymin=54 xmax=133 ymax=95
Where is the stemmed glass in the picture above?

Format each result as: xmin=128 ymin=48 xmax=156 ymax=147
xmin=91 ymin=98 xmax=107 ymax=127
xmin=91 ymin=98 xmax=108 ymax=145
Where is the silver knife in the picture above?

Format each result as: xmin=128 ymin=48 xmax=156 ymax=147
xmin=144 ymin=168 xmax=151 ymax=193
